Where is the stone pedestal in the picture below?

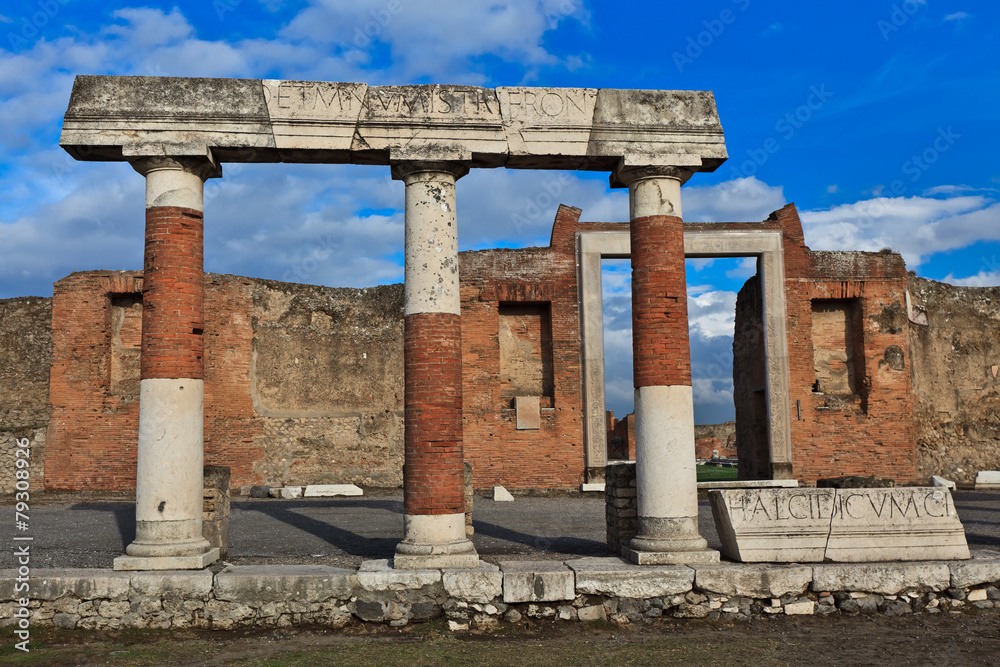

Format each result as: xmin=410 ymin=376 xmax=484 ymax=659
xmin=392 ymin=162 xmax=479 ymax=570
xmin=613 ymin=164 xmax=718 ymax=566
xmin=115 ymin=156 xmax=221 ymax=572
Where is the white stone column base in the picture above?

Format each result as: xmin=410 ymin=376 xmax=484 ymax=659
xmin=114 ymin=548 xmax=219 ymax=571
xmin=394 ymin=513 xmax=479 ymax=570
xmin=628 ymin=385 xmax=719 ymax=565
xmin=622 ymin=545 xmax=719 ymax=566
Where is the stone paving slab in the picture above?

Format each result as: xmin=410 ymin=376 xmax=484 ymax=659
xmin=811 ymin=562 xmax=951 ymax=594
xmin=355 ymin=559 xmax=441 ymax=592
xmin=442 ymin=563 xmax=503 ymax=603
xmin=500 ymin=560 xmax=574 ymax=603
xmin=215 ymin=564 xmax=353 ymax=602
xmin=692 ymin=563 xmax=812 ymax=598
xmin=567 ymin=557 xmax=693 ymax=598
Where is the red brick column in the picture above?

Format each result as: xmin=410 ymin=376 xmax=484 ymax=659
xmin=404 ymin=313 xmax=465 ymax=515
xmin=392 ymin=161 xmax=478 ymax=569
xmin=115 ymin=155 xmax=221 ymax=571
xmin=614 ymin=164 xmax=718 ymax=565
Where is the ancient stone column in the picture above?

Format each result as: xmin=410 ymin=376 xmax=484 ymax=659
xmin=392 ymin=162 xmax=479 ymax=569
xmin=614 ymin=164 xmax=719 ymax=565
xmin=114 ymin=155 xmax=221 ymax=571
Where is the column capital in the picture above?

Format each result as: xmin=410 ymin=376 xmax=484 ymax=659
xmin=129 ymin=154 xmax=222 ymax=181
xmin=610 ymin=162 xmax=695 ymax=189
xmin=391 ymin=160 xmax=470 ymax=182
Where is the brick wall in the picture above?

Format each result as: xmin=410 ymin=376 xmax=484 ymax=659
xmin=45 ymin=273 xmax=404 ymax=491
xmin=458 ymin=205 xmax=591 ymax=489
xmin=734 ymin=204 xmax=917 ymax=484
xmin=694 ymin=422 xmax=737 ymax=460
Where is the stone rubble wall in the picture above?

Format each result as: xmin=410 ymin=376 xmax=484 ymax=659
xmin=0 ymin=297 xmax=52 ymax=495
xmin=3 ymin=558 xmax=1000 ymax=630
xmin=605 ymin=462 xmax=637 ymax=554
xmin=908 ymin=275 xmax=1000 ymax=484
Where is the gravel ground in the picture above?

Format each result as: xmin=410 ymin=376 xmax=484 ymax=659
xmin=3 ymin=489 xmax=1000 ymax=569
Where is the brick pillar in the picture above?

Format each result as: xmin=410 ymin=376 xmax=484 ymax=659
xmin=392 ymin=161 xmax=479 ymax=570
xmin=114 ymin=155 xmax=221 ymax=571
xmin=613 ymin=164 xmax=719 ymax=565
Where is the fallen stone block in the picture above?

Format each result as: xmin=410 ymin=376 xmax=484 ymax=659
xmin=303 ymin=484 xmax=363 ymax=498
xmin=931 ymin=476 xmax=955 ymax=489
xmin=500 ymin=561 xmax=574 ymax=603
xmin=567 ymin=557 xmax=693 ymax=598
xmin=269 ymin=486 xmax=303 ymax=499
xmin=693 ymin=563 xmax=812 ymax=598
xmin=493 ymin=485 xmax=515 ymax=502
xmin=710 ymin=487 xmax=970 ymax=562
xmin=811 ymin=563 xmax=950 ymax=595
xmin=975 ymin=471 xmax=1000 ymax=490
xmin=709 ymin=488 xmax=831 ymax=562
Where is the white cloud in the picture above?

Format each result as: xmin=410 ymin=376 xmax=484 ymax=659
xmin=944 ymin=11 xmax=970 ymax=22
xmin=281 ymin=0 xmax=588 ymax=80
xmin=800 ymin=195 xmax=1000 ymax=267
xmin=688 ymin=290 xmax=737 ymax=339
xmin=682 ymin=176 xmax=786 ymax=222
xmin=943 ymin=270 xmax=1000 ymax=287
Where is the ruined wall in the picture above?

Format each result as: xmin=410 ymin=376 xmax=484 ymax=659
xmin=694 ymin=421 xmax=737 ymax=460
xmin=733 ymin=275 xmax=770 ymax=479
xmin=734 ymin=205 xmax=917 ymax=484
xmin=459 ymin=205 xmax=589 ymax=489
xmin=606 ymin=412 xmax=635 ymax=461
xmin=44 ymin=273 xmax=404 ymax=491
xmin=0 ymin=297 xmax=51 ymax=493
xmin=249 ymin=279 xmax=404 ymax=488
xmin=908 ymin=275 xmax=1000 ymax=484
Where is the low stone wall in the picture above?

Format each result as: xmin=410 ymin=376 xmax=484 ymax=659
xmin=605 ymin=462 xmax=637 ymax=554
xmin=4 ymin=557 xmax=1000 ymax=630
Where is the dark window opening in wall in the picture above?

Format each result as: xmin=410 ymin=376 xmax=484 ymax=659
xmin=811 ymin=298 xmax=866 ymax=410
xmin=498 ymin=302 xmax=554 ymax=408
xmin=109 ymin=294 xmax=142 ymax=397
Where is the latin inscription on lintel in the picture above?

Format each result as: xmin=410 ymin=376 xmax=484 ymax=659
xmin=710 ymin=487 xmax=970 ymax=563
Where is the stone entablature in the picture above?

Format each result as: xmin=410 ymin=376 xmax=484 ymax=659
xmin=59 ymin=76 xmax=727 ymax=172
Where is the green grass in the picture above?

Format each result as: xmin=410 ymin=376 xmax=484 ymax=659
xmin=696 ymin=464 xmax=739 ymax=482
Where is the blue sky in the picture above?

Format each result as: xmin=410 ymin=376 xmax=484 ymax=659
xmin=1 ymin=1 xmax=997 ymax=424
